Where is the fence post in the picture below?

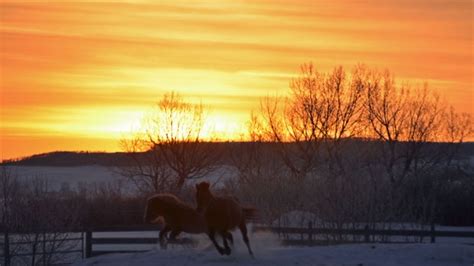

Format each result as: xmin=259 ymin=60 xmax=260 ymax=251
xmin=300 ymin=221 xmax=303 ymax=241
xmin=308 ymin=221 xmax=313 ymax=243
xmin=364 ymin=225 xmax=370 ymax=243
xmin=4 ymin=229 xmax=10 ymax=266
xmin=81 ymin=232 xmax=84 ymax=259
xmin=430 ymin=223 xmax=435 ymax=243
xmin=85 ymin=231 xmax=92 ymax=258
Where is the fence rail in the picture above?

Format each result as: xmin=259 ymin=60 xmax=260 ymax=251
xmin=89 ymin=225 xmax=162 ymax=232
xmin=253 ymin=222 xmax=474 ymax=245
xmin=3 ymin=223 xmax=474 ymax=264
xmin=83 ymin=225 xmax=198 ymax=258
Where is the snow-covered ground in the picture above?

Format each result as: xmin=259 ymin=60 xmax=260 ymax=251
xmin=9 ymin=165 xmax=474 ymax=265
xmin=74 ymin=233 xmax=474 ymax=266
xmin=9 ymin=166 xmax=120 ymax=190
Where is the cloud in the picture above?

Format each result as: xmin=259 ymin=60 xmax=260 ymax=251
xmin=1 ymin=0 xmax=472 ymax=159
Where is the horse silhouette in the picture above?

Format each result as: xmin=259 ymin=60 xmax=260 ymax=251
xmin=144 ymin=193 xmax=233 ymax=248
xmin=195 ymin=181 xmax=255 ymax=256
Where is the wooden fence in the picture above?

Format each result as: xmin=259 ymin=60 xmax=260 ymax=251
xmin=3 ymin=224 xmax=474 ymax=264
xmin=253 ymin=222 xmax=474 ymax=246
xmin=84 ymin=225 xmax=196 ymax=258
xmin=83 ymin=223 xmax=474 ymax=257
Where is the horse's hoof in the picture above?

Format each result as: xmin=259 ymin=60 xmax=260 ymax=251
xmin=225 ymin=248 xmax=231 ymax=256
xmin=159 ymin=240 xmax=168 ymax=250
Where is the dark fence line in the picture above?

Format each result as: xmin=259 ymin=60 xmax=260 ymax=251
xmin=84 ymin=223 xmax=474 ymax=258
xmin=84 ymin=224 xmax=165 ymax=257
xmin=89 ymin=225 xmax=162 ymax=232
xmin=84 ymin=230 xmax=197 ymax=258
xmin=253 ymin=222 xmax=474 ymax=245
xmin=4 ymin=223 xmax=474 ymax=264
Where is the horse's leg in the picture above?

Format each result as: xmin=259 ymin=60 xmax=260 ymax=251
xmin=159 ymin=225 xmax=171 ymax=250
xmin=220 ymin=230 xmax=231 ymax=255
xmin=208 ymin=228 xmax=225 ymax=255
xmin=239 ymin=222 xmax=254 ymax=256
xmin=165 ymin=229 xmax=181 ymax=248
xmin=223 ymin=231 xmax=233 ymax=246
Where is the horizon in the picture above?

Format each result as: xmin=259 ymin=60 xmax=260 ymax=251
xmin=4 ymin=139 xmax=474 ymax=164
xmin=1 ymin=0 xmax=473 ymax=161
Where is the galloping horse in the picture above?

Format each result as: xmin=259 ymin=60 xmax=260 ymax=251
xmin=144 ymin=193 xmax=233 ymax=248
xmin=195 ymin=182 xmax=255 ymax=256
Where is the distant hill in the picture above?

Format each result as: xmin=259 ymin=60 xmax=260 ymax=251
xmin=3 ymin=141 xmax=473 ymax=167
xmin=2 ymin=151 xmax=131 ymax=167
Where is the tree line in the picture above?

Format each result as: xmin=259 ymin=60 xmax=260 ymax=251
xmin=1 ymin=63 xmax=472 ymax=264
xmin=118 ymin=63 xmax=472 ymax=228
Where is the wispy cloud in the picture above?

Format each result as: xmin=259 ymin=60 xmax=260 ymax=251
xmin=1 ymin=0 xmax=472 ymax=159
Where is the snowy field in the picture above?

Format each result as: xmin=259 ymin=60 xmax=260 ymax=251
xmin=8 ymin=164 xmax=474 ymax=265
xmin=9 ymin=166 xmax=120 ymax=190
xmin=74 ymin=236 xmax=474 ymax=266
xmin=8 ymin=165 xmax=235 ymax=191
xmin=7 ymin=230 xmax=473 ymax=266
xmin=69 ymin=222 xmax=474 ymax=265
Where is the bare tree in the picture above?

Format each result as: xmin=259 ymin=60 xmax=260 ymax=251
xmin=257 ymin=64 xmax=366 ymax=180
xmin=441 ymin=106 xmax=473 ymax=165
xmin=230 ymin=112 xmax=279 ymax=184
xmin=119 ymin=92 xmax=221 ymax=193
xmin=241 ymin=64 xmax=372 ymax=229
xmin=241 ymin=62 xmax=473 ymax=234
xmin=364 ymin=71 xmax=444 ymax=184
xmin=0 ymin=166 xmax=21 ymax=231
xmin=1 ymin=173 xmax=83 ymax=266
xmin=119 ymin=133 xmax=173 ymax=194
xmin=361 ymin=67 xmax=474 ymax=229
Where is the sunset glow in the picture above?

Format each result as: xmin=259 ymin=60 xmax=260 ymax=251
xmin=1 ymin=0 xmax=472 ymax=160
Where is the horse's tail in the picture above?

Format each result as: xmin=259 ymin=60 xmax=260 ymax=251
xmin=242 ymin=207 xmax=258 ymax=222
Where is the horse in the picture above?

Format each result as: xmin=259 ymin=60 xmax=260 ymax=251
xmin=144 ymin=193 xmax=234 ymax=248
xmin=195 ymin=182 xmax=255 ymax=256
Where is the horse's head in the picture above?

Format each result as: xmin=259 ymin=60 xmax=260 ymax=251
xmin=195 ymin=181 xmax=212 ymax=213
xmin=144 ymin=196 xmax=166 ymax=224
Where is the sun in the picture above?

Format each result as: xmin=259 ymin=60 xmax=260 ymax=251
xmin=83 ymin=107 xmax=146 ymax=139
xmin=202 ymin=113 xmax=247 ymax=141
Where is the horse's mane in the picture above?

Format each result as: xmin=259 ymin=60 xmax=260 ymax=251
xmin=148 ymin=193 xmax=194 ymax=210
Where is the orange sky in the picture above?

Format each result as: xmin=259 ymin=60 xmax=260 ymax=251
xmin=1 ymin=0 xmax=472 ymax=160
